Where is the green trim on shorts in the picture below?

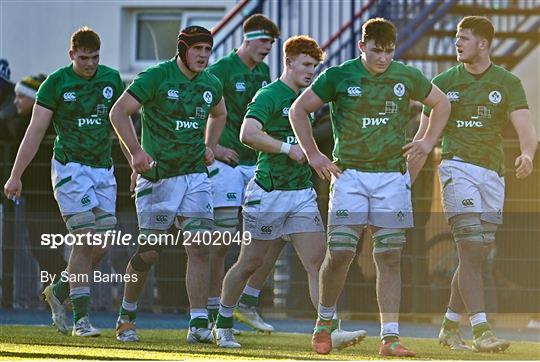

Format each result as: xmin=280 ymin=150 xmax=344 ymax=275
xmin=136 ymin=188 xmax=152 ymax=198
xmin=442 ymin=177 xmax=453 ymax=190
xmin=54 ymin=176 xmax=72 ymax=191
xmin=245 ymin=199 xmax=261 ymax=206
xmin=208 ymin=168 xmax=219 ymax=178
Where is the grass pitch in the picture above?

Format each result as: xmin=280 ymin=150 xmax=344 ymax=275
xmin=1 ymin=325 xmax=539 ymax=360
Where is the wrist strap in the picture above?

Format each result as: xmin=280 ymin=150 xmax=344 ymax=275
xmin=280 ymin=142 xmax=291 ymax=155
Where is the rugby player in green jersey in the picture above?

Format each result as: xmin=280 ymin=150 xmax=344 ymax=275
xmin=212 ymin=35 xmax=367 ymax=350
xmin=4 ymin=27 xmax=125 ymax=337
xmin=206 ymin=14 xmax=281 ymax=333
xmin=290 ymin=18 xmax=451 ymax=356
xmin=416 ymin=16 xmax=537 ymax=353
xmin=109 ymin=26 xmax=227 ymax=344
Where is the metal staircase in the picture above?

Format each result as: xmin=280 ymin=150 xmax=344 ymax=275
xmin=212 ymin=0 xmax=539 ymax=79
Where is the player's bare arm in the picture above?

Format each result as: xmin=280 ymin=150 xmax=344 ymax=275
xmin=289 ymin=88 xmax=341 ymax=180
xmin=405 ymin=85 xmax=450 ymax=182
xmin=4 ymin=104 xmax=53 ymax=199
xmin=510 ymin=108 xmax=537 ymax=179
xmin=110 ymin=91 xmax=153 ymax=174
xmin=240 ymin=117 xmax=305 ymax=163
xmin=205 ymin=97 xmax=227 ymax=165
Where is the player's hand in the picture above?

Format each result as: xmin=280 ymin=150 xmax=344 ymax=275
xmin=515 ymin=154 xmax=533 ymax=179
xmin=205 ymin=147 xmax=215 ymax=166
xmin=402 ymin=138 xmax=433 ymax=161
xmin=131 ymin=148 xmax=154 ymax=174
xmin=129 ymin=170 xmax=138 ymax=193
xmin=214 ymin=145 xmax=238 ymax=166
xmin=307 ymin=151 xmax=341 ymax=181
xmin=288 ymin=145 xmax=306 ymax=164
xmin=4 ymin=176 xmax=22 ymax=202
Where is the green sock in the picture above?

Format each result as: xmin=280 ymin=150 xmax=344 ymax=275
xmin=238 ymin=293 xmax=258 ymax=307
xmin=382 ymin=335 xmax=399 ymax=343
xmin=216 ymin=313 xmax=233 ymax=329
xmin=442 ymin=316 xmax=460 ymax=331
xmin=472 ymin=322 xmax=491 ymax=339
xmin=189 ymin=317 xmax=208 ymax=329
xmin=119 ymin=306 xmax=137 ymax=322
xmin=331 ymin=319 xmax=339 ymax=332
xmin=52 ymin=279 xmax=70 ymax=304
xmin=72 ymin=295 xmax=90 ymax=324
xmin=208 ymin=308 xmax=218 ymax=323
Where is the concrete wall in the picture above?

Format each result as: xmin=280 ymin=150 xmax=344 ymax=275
xmin=0 ymin=0 xmax=234 ymax=80
xmin=513 ymin=47 xmax=540 ymax=138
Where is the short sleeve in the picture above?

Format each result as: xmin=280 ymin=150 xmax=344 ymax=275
xmin=36 ymin=74 xmax=58 ymax=111
xmin=408 ymin=66 xmax=433 ymax=102
xmin=311 ymin=68 xmax=336 ymax=103
xmin=245 ymin=89 xmax=273 ymax=127
xmin=507 ymin=76 xmax=528 ymax=112
xmin=127 ymin=66 xmax=161 ymax=104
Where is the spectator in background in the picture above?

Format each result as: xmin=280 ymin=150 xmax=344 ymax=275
xmin=0 ymin=59 xmax=17 ymax=141
xmin=13 ymin=74 xmax=48 ymax=139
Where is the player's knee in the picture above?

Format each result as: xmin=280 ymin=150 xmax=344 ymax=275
xmin=95 ymin=212 xmax=117 ymax=234
xmin=241 ymin=255 xmax=265 ymax=275
xmin=482 ymin=223 xmax=498 ymax=244
xmin=327 ymin=225 xmax=359 ymax=254
xmin=451 ymin=216 xmax=484 ymax=244
xmin=130 ymin=252 xmax=155 ymax=272
xmin=213 ymin=207 xmax=239 ymax=234
xmin=64 ymin=210 xmax=95 ymax=233
xmin=373 ymin=247 xmax=401 ymax=269
xmin=130 ymin=230 xmax=164 ymax=272
xmin=372 ymin=228 xmax=405 ymax=255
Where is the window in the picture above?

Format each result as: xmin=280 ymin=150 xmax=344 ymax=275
xmin=136 ymin=13 xmax=182 ymax=62
xmin=133 ymin=10 xmax=223 ymax=66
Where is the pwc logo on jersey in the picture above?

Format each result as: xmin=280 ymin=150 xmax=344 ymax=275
xmin=175 ymin=120 xmax=199 ymax=130
xmin=102 ymin=86 xmax=114 ymax=100
xmin=447 ymin=91 xmax=460 ymax=102
xmin=347 ymin=86 xmax=362 ymax=97
xmin=63 ymin=92 xmax=76 ymax=102
xmin=489 ymin=91 xmax=502 ymax=104
xmin=203 ymin=91 xmax=213 ymax=104
xmin=286 ymin=136 xmax=298 ymax=144
xmin=167 ymin=90 xmax=180 ymax=100
xmin=394 ymin=83 xmax=405 ymax=97
xmin=362 ymin=117 xmax=389 ymax=128
xmin=235 ymin=82 xmax=246 ymax=92
xmin=456 ymin=119 xmax=483 ymax=128
xmin=78 ymin=117 xmax=102 ymax=127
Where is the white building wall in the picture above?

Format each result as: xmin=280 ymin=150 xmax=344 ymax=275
xmin=0 ymin=0 xmax=235 ymax=81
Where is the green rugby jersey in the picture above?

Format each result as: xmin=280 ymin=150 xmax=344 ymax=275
xmin=245 ymin=80 xmax=313 ymax=191
xmin=208 ymin=50 xmax=271 ymax=166
xmin=424 ymin=63 xmax=528 ymax=175
xmin=311 ymin=58 xmax=432 ymax=172
xmin=36 ymin=64 xmax=124 ymax=168
xmin=128 ymin=57 xmax=223 ymax=181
